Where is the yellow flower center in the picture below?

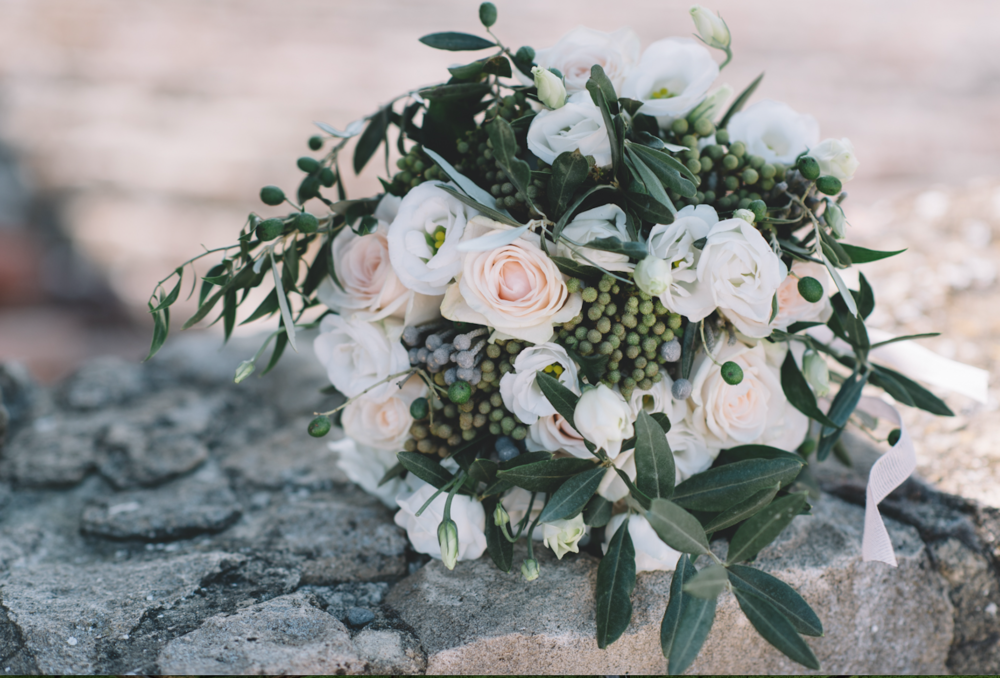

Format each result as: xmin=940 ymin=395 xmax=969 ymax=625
xmin=543 ymin=363 xmax=564 ymax=378
xmin=650 ymin=87 xmax=677 ymax=100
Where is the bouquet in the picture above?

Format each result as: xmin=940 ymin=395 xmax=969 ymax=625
xmin=147 ymin=4 xmax=958 ymax=672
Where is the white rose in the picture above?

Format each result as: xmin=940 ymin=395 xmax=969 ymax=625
xmin=499 ymin=343 xmax=580 ymax=425
xmin=394 ymin=478 xmax=487 ymax=563
xmin=526 ymin=413 xmax=591 ymax=459
xmin=574 ymin=384 xmax=634 ymax=459
xmin=645 ymin=205 xmax=718 ymax=316
xmin=809 ymin=137 xmax=859 ymax=182
xmin=620 ymin=38 xmax=719 ymax=126
xmin=772 ymin=261 xmax=833 ymax=329
xmin=689 ymin=6 xmax=731 ymax=49
xmin=727 ymin=100 xmax=820 ymax=166
xmin=542 ymin=514 xmax=587 ymax=559
xmin=532 ymin=66 xmax=567 ymax=109
xmin=534 ymin=27 xmax=641 ymax=95
xmin=387 ymin=181 xmax=479 ymax=296
xmin=313 ymin=314 xmax=410 ymax=401
xmin=329 ymin=437 xmax=401 ymax=509
xmin=557 ymin=204 xmax=634 ymax=273
xmin=686 ymin=218 xmax=788 ymax=338
xmin=604 ymin=513 xmax=681 ymax=573
xmin=527 ymin=92 xmax=613 ymax=167
xmin=440 ymin=217 xmax=583 ymax=344
xmin=341 ymin=375 xmax=425 ymax=451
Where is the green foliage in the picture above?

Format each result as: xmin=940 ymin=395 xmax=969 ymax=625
xmin=595 ymin=517 xmax=636 ymax=648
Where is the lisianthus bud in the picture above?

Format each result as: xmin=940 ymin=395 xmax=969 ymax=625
xmin=438 ymin=518 xmax=460 ymax=570
xmin=521 ymin=558 xmax=540 ymax=581
xmin=634 ymin=256 xmax=672 ymax=297
xmin=734 ymin=208 xmax=755 ymax=224
xmin=689 ymin=6 xmax=731 ymax=49
xmin=826 ymin=201 xmax=846 ymax=239
xmin=234 ymin=359 xmax=255 ymax=384
xmin=687 ymin=84 xmax=733 ymax=124
xmin=573 ymin=384 xmax=634 ymax=458
xmin=541 ymin=515 xmax=587 ymax=559
xmin=531 ymin=67 xmax=567 ymax=109
xmin=803 ymin=351 xmax=830 ymax=398
xmin=493 ymin=503 xmax=511 ymax=527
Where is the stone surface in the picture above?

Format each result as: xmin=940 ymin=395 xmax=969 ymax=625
xmin=386 ymin=495 xmax=953 ymax=675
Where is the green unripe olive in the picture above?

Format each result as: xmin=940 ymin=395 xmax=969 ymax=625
xmin=294 ymin=212 xmax=318 ymax=233
xmin=256 ymin=218 xmax=284 ymax=241
xmin=760 ymin=178 xmax=775 ymax=191
xmin=409 ymin=396 xmax=429 ymax=420
xmin=686 ymin=158 xmax=702 ymax=174
xmin=308 ymin=135 xmax=323 ymax=151
xmin=748 ymin=154 xmax=765 ymax=170
xmin=308 ymin=415 xmax=332 ymax=437
xmin=515 ymin=45 xmax=535 ymax=64
xmin=797 ymin=276 xmax=824 ymax=303
xmin=888 ymin=428 xmax=902 ymax=446
xmin=729 ymin=140 xmax=746 ymax=157
xmin=260 ymin=185 xmax=285 ymax=206
xmin=448 ymin=381 xmax=472 ymax=404
xmin=715 ymin=128 xmax=730 ymax=145
xmin=479 ymin=1 xmax=497 ymax=27
xmin=699 ymin=156 xmax=714 ymax=172
xmin=724 ymin=175 xmax=740 ymax=191
xmin=797 ymin=156 xmax=820 ymax=180
xmin=760 ymin=163 xmax=776 ymax=179
xmin=748 ymin=199 xmax=767 ymax=222
xmin=722 ymin=154 xmax=739 ymax=171
xmin=693 ymin=118 xmax=714 ymax=137
xmin=297 ymin=156 xmax=320 ymax=173
xmin=671 ymin=118 xmax=689 ymax=135
xmin=742 ymin=168 xmax=759 ymax=185
xmin=721 ymin=361 xmax=744 ymax=385
xmin=681 ymin=134 xmax=698 ymax=149
xmin=816 ymin=175 xmax=843 ymax=195
xmin=319 ymin=167 xmax=336 ymax=187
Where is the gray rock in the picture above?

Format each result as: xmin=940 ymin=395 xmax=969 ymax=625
xmin=221 ymin=424 xmax=350 ymax=490
xmin=62 ymin=356 xmax=145 ymax=411
xmin=301 ymin=582 xmax=390 ymax=621
xmin=1 ymin=416 xmax=100 ymax=487
xmin=157 ymin=592 xmax=365 ymax=675
xmin=0 ymin=362 xmax=37 ymax=440
xmin=97 ymin=423 xmax=209 ymax=489
xmin=353 ymin=626 xmax=427 ymax=674
xmin=386 ymin=494 xmax=953 ymax=675
xmin=346 ymin=606 xmax=375 ymax=627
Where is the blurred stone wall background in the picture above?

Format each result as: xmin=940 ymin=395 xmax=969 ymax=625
xmin=0 ymin=1 xmax=997 ymax=498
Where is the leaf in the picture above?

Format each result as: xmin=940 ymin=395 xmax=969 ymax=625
xmin=625 ymin=147 xmax=675 ymax=214
xmin=869 ymin=332 xmax=940 ymax=350
xmin=634 ymin=410 xmax=676 ymax=501
xmin=816 ymin=370 xmax=869 ymax=461
xmin=780 ymin=351 xmax=838 ymax=428
xmin=595 ymin=516 xmax=636 ymax=649
xmin=447 ymin=60 xmax=485 ymax=80
xmin=662 ymin=555 xmax=717 ymax=675
xmin=152 ymin=270 xmax=183 ymax=312
xmin=680 ymin=319 xmax=699 ymax=380
xmin=613 ymin=466 xmax=652 ymax=510
xmin=627 ymin=191 xmax=676 ymax=223
xmin=418 ymin=81 xmax=492 ymax=101
xmin=270 ymin=250 xmax=297 ymax=353
xmin=822 ymin=251 xmax=858 ymax=317
xmin=314 ymin=119 xmax=365 ymax=138
xmin=682 ymin=564 xmax=728 ymax=599
xmin=716 ymin=445 xmax=803 ymax=464
xmin=418 ymin=31 xmax=496 ymax=51
xmin=537 ymin=466 xmax=605 ymax=523
xmin=726 ymin=492 xmax=807 ymax=565
xmin=483 ymin=496 xmax=514 ymax=573
xmin=485 ymin=117 xmax=531 ymax=195
xmin=377 ymin=462 xmax=406 ymax=487
xmin=635 ymin=131 xmax=688 ymax=153
xmin=495 ymin=457 xmax=597 ymax=492
xmin=867 ymin=367 xmax=916 ymax=408
xmin=145 ymin=303 xmax=168 ymax=361
xmin=871 ymin=364 xmax=954 ymax=416
xmin=858 ymin=271 xmax=875 ymax=320
xmin=353 ymin=106 xmax=390 ymax=175
xmin=553 ymin=184 xmax=618 ymax=242
xmin=732 ymin=587 xmax=820 ymax=670
xmin=457 ymin=223 xmax=530 ymax=251
xmin=467 ymin=458 xmax=499 ymax=488
xmin=548 ymin=150 xmax=591 ymax=218
xmin=588 ymin=64 xmax=619 ymax=115
xmin=626 ymin=142 xmax=699 ymax=191
xmin=702 ymin=483 xmax=779 ymax=533
xmin=582 ymin=235 xmax=648 ymax=260
xmin=651 ymin=412 xmax=672 ymax=434
xmin=839 ymin=243 xmax=906 ymax=263
xmin=261 ymin=328 xmax=288 ymax=375
xmin=645 ymin=498 xmax=710 ymax=556
xmin=564 ymin=347 xmax=610 ymax=387
xmin=183 ymin=289 xmax=224 ymax=330
xmin=671 ymin=458 xmax=804 ymax=512
xmin=535 ymin=372 xmax=582 ymax=432
xmin=585 ymin=75 xmax=621 ymax=178
xmin=482 ymin=54 xmax=512 ymax=77
xmin=727 ymin=565 xmax=823 ymax=637
xmin=720 ymin=72 xmax=764 ymax=128
xmin=829 ymin=291 xmax=869 ymax=350
xmin=551 ymin=255 xmax=604 ymax=282
xmin=222 ymin=289 xmax=237 ymax=342
xmin=819 ymin=226 xmax=852 ymax=267
xmin=397 ymin=451 xmax=454 ymax=490
xmin=437 ymin=185 xmax=520 ymax=227
xmin=582 ymin=494 xmax=613 ymax=527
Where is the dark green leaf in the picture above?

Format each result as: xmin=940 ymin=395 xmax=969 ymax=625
xmin=626 ymin=142 xmax=699 ymax=191
xmin=595 ymin=516 xmax=636 ymax=649
xmin=564 ymin=347 xmax=610 ymax=387
xmin=726 ymin=492 xmax=807 ymax=564
xmin=418 ymin=31 xmax=496 ymax=51
xmin=613 ymin=465 xmax=652 ymax=510
xmin=816 ymin=370 xmax=868 ymax=461
xmin=702 ymin=483 xmax=779 ymax=533
xmin=467 ymin=458 xmax=499 ymax=488
xmin=301 ymin=239 xmax=331 ymax=297
xmin=261 ymin=328 xmax=288 ymax=375
xmin=727 ymin=565 xmax=823 ymax=637
xmin=839 ymin=243 xmax=906 ymax=263
xmin=353 ymin=106 xmax=390 ymax=174
xmin=377 ymin=462 xmax=406 ymax=487
xmin=437 ymin=185 xmax=521 ymax=227
xmin=625 ymin=147 xmax=675 ymax=214
xmin=870 ymin=332 xmax=940 ymax=350
xmin=645 ymin=498 xmax=710 ymax=556
xmin=868 ymin=365 xmax=915 ymax=408
xmin=152 ymin=269 xmax=183 ymax=312
xmin=871 ymin=364 xmax=953 ymax=416
xmin=183 ymin=289 xmax=224 ymax=330
xmin=496 ymin=457 xmax=597 ymax=492
xmin=858 ymin=272 xmax=875 ymax=320
xmin=222 ymin=289 xmax=237 ymax=342
xmin=662 ymin=555 xmax=717 ymax=675
xmin=634 ymin=410 xmax=676 ymax=501
xmin=583 ymin=236 xmax=648 ymax=261
xmin=780 ymin=351 xmax=838 ymax=428
xmin=627 ymin=191 xmax=676 ymax=223
xmin=553 ymin=184 xmax=618 ymax=242
xmin=720 ymin=72 xmax=764 ymax=128
xmin=680 ymin=320 xmax=699 ymax=380
xmin=732 ymin=588 xmax=820 ymax=670
xmin=682 ymin=564 xmax=728 ymax=599
xmin=551 ymin=255 xmax=604 ymax=282
xmin=482 ymin=54 xmax=512 ymax=77
xmin=537 ymin=466 xmax=605 ymax=523
xmin=784 ymin=321 xmax=825 ymax=335
xmin=145 ymin=304 xmax=168 ymax=361
xmin=397 ymin=451 xmax=454 ymax=490
xmin=535 ymin=372 xmax=582 ymax=432
xmin=548 ymin=150 xmax=591 ymax=218
xmin=618 ymin=97 xmax=644 ymax=117
xmin=716 ymin=445 xmax=803 ymax=464
xmin=585 ymin=75 xmax=621 ymax=177
xmin=651 ymin=412 xmax=672 ymax=434
xmin=588 ymin=64 xmax=619 ymax=115
xmin=672 ymin=458 xmax=804 ymax=512
xmin=483 ymin=496 xmax=514 ymax=573
xmin=419 ymin=81 xmax=492 ymax=101
xmin=447 ymin=60 xmax=484 ymax=80
xmin=819 ymin=227 xmax=852 ymax=267
xmin=582 ymin=494 xmax=613 ymax=527
xmin=485 ymin=117 xmax=533 ymax=198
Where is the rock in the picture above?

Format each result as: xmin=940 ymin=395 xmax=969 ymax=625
xmin=353 ymin=626 xmax=427 ymax=674
xmin=301 ymin=582 xmax=390 ymax=621
xmin=97 ymin=423 xmax=209 ymax=489
xmin=222 ymin=425 xmax=350 ymax=490
xmin=346 ymin=606 xmax=375 ymax=627
xmin=62 ymin=357 xmax=145 ymax=411
xmin=1 ymin=415 xmax=100 ymax=487
xmin=157 ymin=592 xmax=365 ymax=675
xmin=0 ymin=362 xmax=38 ymax=437
xmin=80 ymin=469 xmax=241 ymax=541
xmin=386 ymin=494 xmax=953 ymax=675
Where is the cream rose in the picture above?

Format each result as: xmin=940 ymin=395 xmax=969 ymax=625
xmin=772 ymin=261 xmax=833 ymax=330
xmin=809 ymin=137 xmax=859 ymax=182
xmin=620 ymin=38 xmax=719 ymax=126
xmin=557 ymin=204 xmax=634 ymax=273
xmin=341 ymin=375 xmax=426 ymax=451
xmin=440 ymin=217 xmax=583 ymax=344
xmin=574 ymin=384 xmax=634 ymax=459
xmin=534 ymin=26 xmax=641 ymax=95
xmin=499 ymin=343 xmax=580 ymax=425
xmin=727 ymin=100 xmax=820 ymax=166
xmin=329 ymin=437 xmax=401 ymax=509
xmin=394 ymin=478 xmax=487 ymax=563
xmin=387 ymin=181 xmax=479 ymax=296
xmin=526 ymin=413 xmax=591 ymax=459
xmin=645 ymin=205 xmax=718 ymax=317
xmin=527 ymin=92 xmax=613 ymax=167
xmin=313 ymin=314 xmax=410 ymax=401
xmin=604 ymin=513 xmax=681 ymax=573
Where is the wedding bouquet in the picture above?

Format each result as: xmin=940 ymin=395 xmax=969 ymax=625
xmin=147 ymin=4 xmax=958 ymax=672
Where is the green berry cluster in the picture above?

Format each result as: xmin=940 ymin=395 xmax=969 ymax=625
xmin=556 ymin=274 xmax=684 ymax=402
xmin=388 ymin=144 xmax=445 ymax=196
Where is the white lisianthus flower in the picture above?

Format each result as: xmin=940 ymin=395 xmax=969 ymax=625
xmin=727 ymin=100 xmax=820 ymax=165
xmin=531 ymin=66 xmax=567 ymax=109
xmin=313 ymin=314 xmax=409 ymax=401
xmin=596 ymin=446 xmax=635 ymax=502
xmin=772 ymin=261 xmax=833 ymax=330
xmin=634 ymin=256 xmax=672 ymax=297
xmin=809 ymin=137 xmax=859 ymax=182
xmin=542 ymin=514 xmax=587 ymax=559
xmin=534 ymin=27 xmax=641 ymax=95
xmin=620 ymin=38 xmax=719 ymax=126
xmin=646 ymin=205 xmax=719 ymax=316
xmin=526 ymin=413 xmax=591 ymax=459
xmin=394 ymin=478 xmax=487 ymax=563
xmin=803 ymin=350 xmax=831 ymax=398
xmin=574 ymin=384 xmax=634 ymax=459
xmin=557 ymin=204 xmax=634 ymax=273
xmin=681 ymin=218 xmax=788 ymax=338
xmin=318 ymin=195 xmax=441 ymax=327
xmin=440 ymin=217 xmax=583 ymax=344
xmin=499 ymin=343 xmax=580 ymax=425
xmin=689 ymin=6 xmax=731 ymax=49
xmin=527 ymin=92 xmax=613 ymax=167
xmin=341 ymin=375 xmax=426 ymax=451
xmin=387 ymin=181 xmax=479 ymax=296
xmin=329 ymin=437 xmax=401 ymax=509
xmin=604 ymin=513 xmax=681 ymax=573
